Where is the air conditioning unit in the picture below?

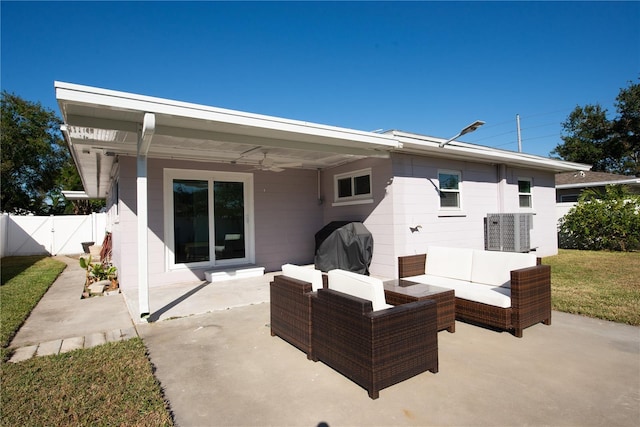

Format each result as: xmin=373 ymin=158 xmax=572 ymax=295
xmin=485 ymin=213 xmax=532 ymax=253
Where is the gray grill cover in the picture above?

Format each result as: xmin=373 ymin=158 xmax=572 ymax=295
xmin=314 ymin=221 xmax=373 ymax=275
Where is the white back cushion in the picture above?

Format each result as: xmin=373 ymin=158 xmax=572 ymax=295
xmin=471 ymin=250 xmax=537 ymax=287
xmin=327 ymin=269 xmax=392 ymax=311
xmin=426 ymin=246 xmax=474 ymax=281
xmin=281 ymin=264 xmax=324 ymax=292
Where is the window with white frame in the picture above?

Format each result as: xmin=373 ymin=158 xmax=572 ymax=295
xmin=334 ymin=168 xmax=372 ymax=203
xmin=438 ymin=170 xmax=461 ymax=209
xmin=518 ymin=178 xmax=532 ymax=208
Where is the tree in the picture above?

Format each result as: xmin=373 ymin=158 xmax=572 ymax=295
xmin=558 ymin=185 xmax=640 ymax=251
xmin=552 ymin=79 xmax=640 ymax=176
xmin=1 ymin=92 xmax=65 ymax=214
xmin=553 ymin=104 xmax=612 ymax=171
xmin=0 ymin=91 xmax=104 ymax=214
xmin=612 ymin=81 xmax=640 ymax=176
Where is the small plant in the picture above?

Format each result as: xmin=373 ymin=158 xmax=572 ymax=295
xmin=79 ymin=256 xmax=118 ymax=291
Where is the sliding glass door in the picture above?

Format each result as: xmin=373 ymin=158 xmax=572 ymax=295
xmin=213 ymin=181 xmax=245 ymax=261
xmin=165 ymin=170 xmax=253 ymax=269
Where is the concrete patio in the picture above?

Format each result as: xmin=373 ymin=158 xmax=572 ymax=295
xmin=9 ymin=256 xmax=640 ymax=426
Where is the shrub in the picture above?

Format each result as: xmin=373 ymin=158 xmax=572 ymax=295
xmin=559 ymin=185 xmax=640 ymax=251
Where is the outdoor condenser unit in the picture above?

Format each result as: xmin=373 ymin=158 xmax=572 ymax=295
xmin=485 ymin=213 xmax=532 ymax=253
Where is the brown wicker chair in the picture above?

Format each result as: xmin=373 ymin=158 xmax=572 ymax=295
xmin=311 ymin=288 xmax=438 ymax=399
xmin=398 ymin=253 xmax=551 ymax=337
xmin=270 ymin=275 xmax=315 ymax=359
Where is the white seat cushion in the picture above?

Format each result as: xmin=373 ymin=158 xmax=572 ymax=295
xmin=406 ymin=274 xmax=511 ymax=308
xmin=327 ymin=269 xmax=393 ymax=311
xmin=281 ymin=264 xmax=324 ymax=292
xmin=426 ymin=246 xmax=473 ymax=282
xmin=471 ymin=250 xmax=537 ymax=288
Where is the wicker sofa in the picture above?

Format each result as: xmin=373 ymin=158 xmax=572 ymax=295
xmin=398 ymin=246 xmax=551 ymax=338
xmin=270 ymin=264 xmax=324 ymax=359
xmin=311 ymin=269 xmax=438 ymax=399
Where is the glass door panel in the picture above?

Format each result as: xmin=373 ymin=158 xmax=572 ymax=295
xmin=213 ymin=181 xmax=245 ymax=261
xmin=173 ymin=179 xmax=210 ymax=263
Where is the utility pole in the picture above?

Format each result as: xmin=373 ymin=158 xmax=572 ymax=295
xmin=516 ymin=114 xmax=522 ymax=152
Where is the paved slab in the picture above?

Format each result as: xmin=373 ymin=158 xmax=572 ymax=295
xmin=84 ymin=332 xmax=106 ymax=349
xmin=35 ymin=339 xmax=62 ymax=357
xmin=60 ymin=336 xmax=84 ymax=353
xmin=122 ymin=273 xmax=273 ymax=323
xmin=9 ymin=345 xmax=38 ymax=363
xmin=138 ymin=304 xmax=640 ymax=427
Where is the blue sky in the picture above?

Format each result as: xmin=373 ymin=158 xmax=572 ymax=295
xmin=2 ymin=1 xmax=638 ymax=157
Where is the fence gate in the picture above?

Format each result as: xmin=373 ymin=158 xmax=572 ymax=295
xmin=1 ymin=213 xmax=106 ymax=257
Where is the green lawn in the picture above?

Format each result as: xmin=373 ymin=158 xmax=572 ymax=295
xmin=544 ymin=249 xmax=640 ymax=325
xmin=1 ymin=256 xmax=174 ymax=426
xmin=1 ymin=256 xmax=66 ymax=361
xmin=1 ymin=339 xmax=173 ymax=426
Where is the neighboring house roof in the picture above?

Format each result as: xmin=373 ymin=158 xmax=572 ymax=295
xmin=556 ymin=171 xmax=640 ymax=189
xmin=55 ymin=81 xmax=591 ymax=198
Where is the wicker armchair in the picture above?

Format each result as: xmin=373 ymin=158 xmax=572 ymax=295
xmin=270 ymin=265 xmax=324 ymax=359
xmin=311 ymin=288 xmax=438 ymax=399
xmin=270 ymin=275 xmax=315 ymax=358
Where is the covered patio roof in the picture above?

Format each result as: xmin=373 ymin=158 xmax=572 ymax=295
xmin=56 ymin=81 xmax=401 ymax=198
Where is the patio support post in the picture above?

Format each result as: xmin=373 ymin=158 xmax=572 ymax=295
xmin=137 ymin=113 xmax=155 ymax=320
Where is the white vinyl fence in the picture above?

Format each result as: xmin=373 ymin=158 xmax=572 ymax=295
xmin=556 ymin=202 xmax=577 ymax=227
xmin=0 ymin=213 xmax=107 ymax=258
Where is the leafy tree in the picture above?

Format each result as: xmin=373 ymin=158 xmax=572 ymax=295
xmin=612 ymin=81 xmax=640 ymax=176
xmin=552 ymin=79 xmax=640 ymax=176
xmin=1 ymin=92 xmax=66 ymax=214
xmin=558 ymin=185 xmax=640 ymax=251
xmin=553 ymin=104 xmax=612 ymax=171
xmin=1 ymin=91 xmax=104 ymax=215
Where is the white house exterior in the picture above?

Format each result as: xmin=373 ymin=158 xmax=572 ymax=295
xmin=56 ymin=82 xmax=589 ymax=318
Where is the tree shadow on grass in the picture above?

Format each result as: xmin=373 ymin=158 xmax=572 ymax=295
xmin=0 ymin=255 xmax=47 ymax=286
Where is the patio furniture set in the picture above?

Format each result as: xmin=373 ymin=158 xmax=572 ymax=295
xmin=270 ymin=246 xmax=552 ymax=399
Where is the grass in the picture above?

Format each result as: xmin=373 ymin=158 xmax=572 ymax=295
xmin=544 ymin=249 xmax=640 ymax=326
xmin=0 ymin=339 xmax=173 ymax=426
xmin=1 ymin=256 xmax=67 ymax=361
xmin=1 ymin=256 xmax=174 ymax=426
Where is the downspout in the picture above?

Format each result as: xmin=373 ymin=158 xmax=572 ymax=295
xmin=497 ymin=164 xmax=507 ymax=213
xmin=137 ymin=113 xmax=155 ymax=320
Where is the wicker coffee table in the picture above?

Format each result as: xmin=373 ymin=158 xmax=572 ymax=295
xmin=384 ymin=279 xmax=455 ymax=333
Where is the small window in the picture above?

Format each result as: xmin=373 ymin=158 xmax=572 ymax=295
xmin=334 ymin=169 xmax=372 ymax=203
xmin=518 ymin=178 xmax=532 ymax=208
xmin=560 ymin=194 xmax=579 ymax=203
xmin=438 ymin=170 xmax=461 ymax=209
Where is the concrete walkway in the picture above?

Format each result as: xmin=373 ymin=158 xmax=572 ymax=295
xmin=8 ymin=256 xmax=137 ymax=362
xmin=6 ymin=257 xmax=640 ymax=426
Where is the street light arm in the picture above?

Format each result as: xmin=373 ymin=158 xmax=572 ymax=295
xmin=439 ymin=120 xmax=485 ymax=148
xmin=438 ymin=132 xmax=462 ymax=148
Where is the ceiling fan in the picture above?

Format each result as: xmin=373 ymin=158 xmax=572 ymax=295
xmin=252 ymin=152 xmax=302 ymax=172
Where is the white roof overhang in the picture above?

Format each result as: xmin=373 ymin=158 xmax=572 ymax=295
xmin=557 ymin=178 xmax=640 ymax=189
xmin=55 ymin=81 xmax=400 ymax=198
xmin=390 ymin=130 xmax=591 ymax=173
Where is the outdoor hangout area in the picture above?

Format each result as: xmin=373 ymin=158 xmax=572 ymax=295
xmin=4 ymin=252 xmax=638 ymax=426
xmin=270 ymin=246 xmax=552 ymax=400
